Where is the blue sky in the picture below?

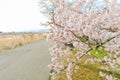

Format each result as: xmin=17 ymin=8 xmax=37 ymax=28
xmin=0 ymin=0 xmax=48 ymax=32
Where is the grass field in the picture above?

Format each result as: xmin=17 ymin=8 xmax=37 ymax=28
xmin=0 ymin=33 xmax=46 ymax=53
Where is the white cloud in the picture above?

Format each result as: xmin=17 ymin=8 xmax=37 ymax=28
xmin=0 ymin=0 xmax=47 ymax=32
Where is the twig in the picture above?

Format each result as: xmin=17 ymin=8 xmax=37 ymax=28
xmin=96 ymin=33 xmax=120 ymax=48
xmin=49 ymin=11 xmax=64 ymax=28
xmin=55 ymin=48 xmax=92 ymax=72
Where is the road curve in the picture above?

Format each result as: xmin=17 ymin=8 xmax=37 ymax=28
xmin=0 ymin=39 xmax=51 ymax=80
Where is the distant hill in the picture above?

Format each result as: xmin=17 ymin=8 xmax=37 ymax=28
xmin=0 ymin=32 xmax=3 ymax=33
xmin=28 ymin=28 xmax=48 ymax=33
xmin=0 ymin=28 xmax=50 ymax=34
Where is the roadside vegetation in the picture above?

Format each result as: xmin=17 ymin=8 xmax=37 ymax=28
xmin=0 ymin=33 xmax=46 ymax=53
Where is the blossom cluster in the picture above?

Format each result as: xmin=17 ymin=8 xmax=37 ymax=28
xmin=41 ymin=0 xmax=120 ymax=80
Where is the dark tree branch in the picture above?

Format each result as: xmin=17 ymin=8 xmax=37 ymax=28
xmin=96 ymin=33 xmax=120 ymax=48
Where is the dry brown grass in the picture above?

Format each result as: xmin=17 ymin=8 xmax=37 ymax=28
xmin=0 ymin=33 xmax=46 ymax=53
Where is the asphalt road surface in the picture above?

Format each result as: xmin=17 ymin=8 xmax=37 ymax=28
xmin=0 ymin=39 xmax=51 ymax=80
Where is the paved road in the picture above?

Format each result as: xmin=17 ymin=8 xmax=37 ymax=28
xmin=0 ymin=39 xmax=51 ymax=80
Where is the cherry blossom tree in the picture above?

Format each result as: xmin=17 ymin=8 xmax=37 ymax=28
xmin=40 ymin=0 xmax=120 ymax=80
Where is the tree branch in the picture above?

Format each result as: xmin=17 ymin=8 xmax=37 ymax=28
xmin=54 ymin=48 xmax=92 ymax=72
xmin=96 ymin=33 xmax=120 ymax=48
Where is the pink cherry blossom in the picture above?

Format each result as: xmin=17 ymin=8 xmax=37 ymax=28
xmin=40 ymin=0 xmax=120 ymax=80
